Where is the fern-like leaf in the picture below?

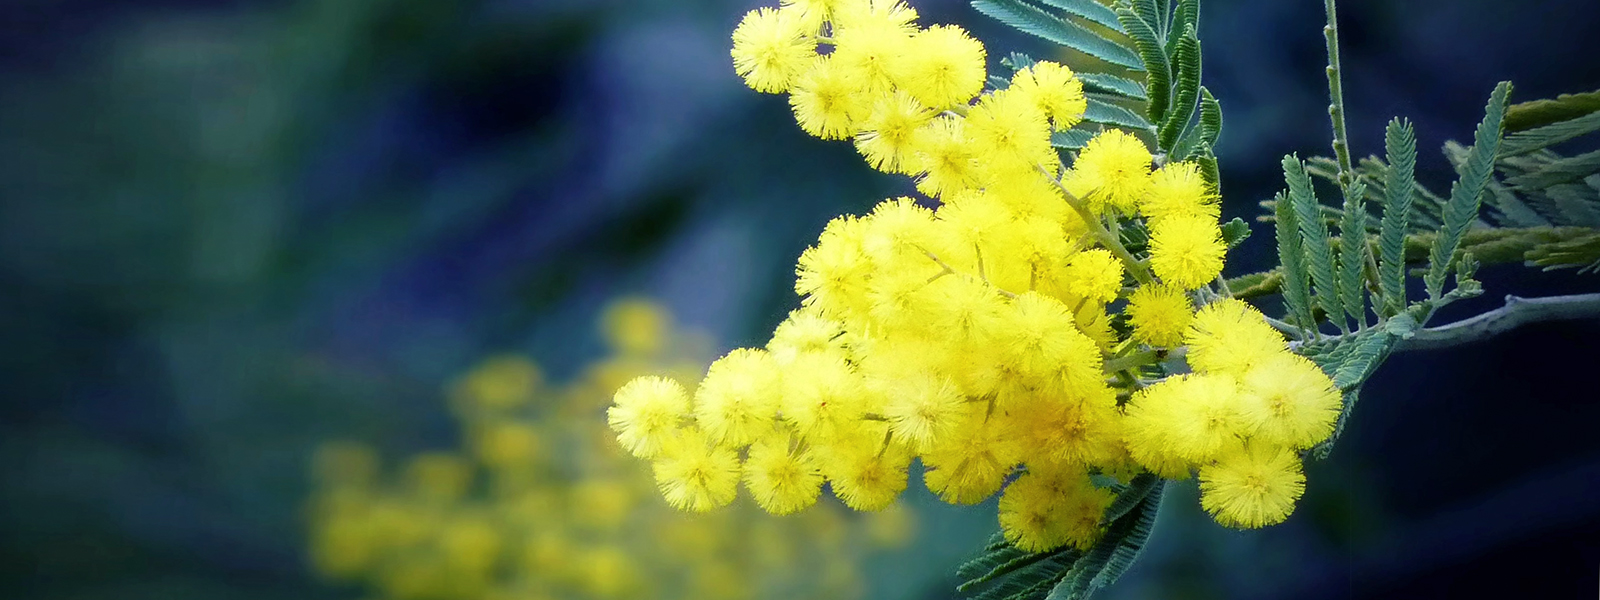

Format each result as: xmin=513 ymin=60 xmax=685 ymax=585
xmin=1426 ymin=81 xmax=1512 ymax=299
xmin=1158 ymin=26 xmax=1201 ymax=152
xmin=1166 ymin=0 xmax=1199 ymax=54
xmin=1037 ymin=0 xmax=1125 ymax=32
xmin=960 ymin=548 xmax=1077 ymax=593
xmin=1285 ymin=155 xmax=1346 ymax=331
xmin=972 ymin=0 xmax=1144 ymax=70
xmin=1275 ymin=190 xmax=1316 ymax=328
xmin=1085 ymin=97 xmax=1155 ymax=131
xmin=1500 ymin=110 xmax=1600 ymax=157
xmin=1053 ymin=128 xmax=1096 ymax=150
xmin=1503 ymin=89 xmax=1600 ymax=132
xmin=1503 ymin=148 xmax=1600 ymax=189
xmin=1115 ymin=6 xmax=1170 ymax=125
xmin=1077 ymin=72 xmax=1148 ymax=101
xmin=1338 ymin=181 xmax=1370 ymax=327
xmin=1195 ymin=142 xmax=1220 ymax=195
xmin=1198 ymin=86 xmax=1222 ymax=146
xmin=973 ymin=559 xmax=1072 ymax=600
xmin=1378 ymin=118 xmax=1417 ymax=317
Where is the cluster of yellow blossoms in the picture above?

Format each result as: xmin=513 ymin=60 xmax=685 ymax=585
xmin=310 ymin=299 xmax=915 ymax=600
xmin=607 ymin=0 xmax=1343 ymax=554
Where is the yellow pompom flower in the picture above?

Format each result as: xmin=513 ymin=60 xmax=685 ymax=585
xmin=922 ymin=274 xmax=1008 ymax=347
xmin=1126 ymin=284 xmax=1194 ymax=347
xmin=1238 ymin=352 xmax=1342 ymax=449
xmin=921 ymin=410 xmax=1017 ymax=504
xmin=744 ymin=435 xmax=824 ymax=515
xmin=855 ymin=91 xmax=936 ymax=174
xmin=1199 ymin=444 xmax=1306 ymax=529
xmin=997 ymin=466 xmax=1112 ymax=552
xmin=1009 ymin=60 xmax=1087 ymax=131
xmin=965 ymin=90 xmax=1056 ymax=179
xmin=832 ymin=0 xmax=918 ymax=30
xmin=1185 ymin=298 xmax=1286 ymax=375
xmin=912 ymin=115 xmax=982 ymax=198
xmin=861 ymin=196 xmax=938 ymax=266
xmin=881 ymin=372 xmax=966 ymax=452
xmin=781 ymin=351 xmax=869 ymax=437
xmin=934 ymin=189 xmax=1013 ymax=252
xmin=1000 ymin=292 xmax=1100 ymax=382
xmin=795 ymin=215 xmax=873 ymax=320
xmin=608 ymin=376 xmax=690 ymax=458
xmin=1061 ymin=248 xmax=1124 ymax=304
xmin=1149 ymin=213 xmax=1226 ymax=290
xmin=780 ymin=0 xmax=856 ymax=32
xmin=731 ymin=7 xmax=817 ymax=94
xmin=1123 ymin=373 xmax=1246 ymax=464
xmin=1020 ymin=394 xmax=1124 ymax=468
xmin=823 ymin=441 xmax=911 ymax=511
xmin=693 ymin=348 xmax=783 ymax=447
xmin=830 ymin=2 xmax=917 ymax=96
xmin=1142 ymin=161 xmax=1219 ymax=225
xmin=767 ymin=308 xmax=844 ymax=364
xmin=652 ymin=427 xmax=741 ymax=512
xmin=1065 ymin=129 xmax=1152 ymax=215
xmin=891 ymin=24 xmax=986 ymax=110
xmin=790 ymin=55 xmax=871 ymax=140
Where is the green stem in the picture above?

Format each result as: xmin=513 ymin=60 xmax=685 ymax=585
xmin=1323 ymin=0 xmax=1355 ymax=188
xmin=1046 ymin=170 xmax=1155 ymax=285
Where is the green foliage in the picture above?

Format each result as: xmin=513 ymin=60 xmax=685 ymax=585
xmin=1379 ymin=118 xmax=1417 ymax=316
xmin=1426 ymin=81 xmax=1512 ymax=299
xmin=971 ymin=0 xmax=1144 ymax=70
xmin=1275 ymin=191 xmax=1317 ymax=329
xmin=1284 ymin=155 xmax=1348 ymax=333
xmin=1037 ymin=0 xmax=1125 ymax=31
xmin=1220 ymin=217 xmax=1251 ymax=249
xmin=1077 ymin=72 xmax=1148 ymax=101
xmin=1158 ymin=26 xmax=1201 ymax=152
xmin=1337 ymin=181 xmax=1370 ymax=327
xmin=1114 ymin=5 xmax=1171 ymax=125
xmin=1503 ymin=89 xmax=1600 ymax=132
xmin=957 ymin=480 xmax=1164 ymax=600
xmin=1501 ymin=109 xmax=1600 ymax=156
xmin=1085 ymin=98 xmax=1155 ymax=130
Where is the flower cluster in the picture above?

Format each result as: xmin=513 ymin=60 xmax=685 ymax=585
xmin=309 ymin=299 xmax=915 ymax=600
xmin=608 ymin=0 xmax=1342 ymax=554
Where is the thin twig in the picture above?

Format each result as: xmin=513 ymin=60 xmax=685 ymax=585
xmin=1398 ymin=293 xmax=1600 ymax=351
xmin=1323 ymin=0 xmax=1355 ymax=187
xmin=1043 ymin=168 xmax=1155 ymax=285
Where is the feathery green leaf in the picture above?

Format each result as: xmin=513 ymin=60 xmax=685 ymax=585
xmin=1158 ymin=26 xmax=1201 ymax=152
xmin=1198 ymin=86 xmax=1222 ymax=146
xmin=1221 ymin=217 xmax=1251 ymax=249
xmin=972 ymin=0 xmax=1144 ymax=70
xmin=1275 ymin=190 xmax=1316 ymax=329
xmin=1501 ymin=110 xmax=1600 ymax=157
xmin=1194 ymin=142 xmax=1220 ymax=195
xmin=1053 ymin=128 xmax=1097 ymax=150
xmin=1037 ymin=0 xmax=1125 ymax=32
xmin=1338 ymin=181 xmax=1370 ymax=327
xmin=1115 ymin=6 xmax=1170 ymax=125
xmin=1285 ymin=155 xmax=1346 ymax=331
xmin=1426 ymin=81 xmax=1512 ymax=299
xmin=1503 ymin=148 xmax=1600 ymax=189
xmin=1166 ymin=0 xmax=1199 ymax=54
xmin=1077 ymin=72 xmax=1148 ymax=101
xmin=1085 ymin=97 xmax=1155 ymax=130
xmin=1379 ymin=118 xmax=1417 ymax=317
xmin=1503 ymin=89 xmax=1600 ymax=132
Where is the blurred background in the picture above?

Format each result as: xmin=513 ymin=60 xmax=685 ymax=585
xmin=1 ymin=0 xmax=1598 ymax=599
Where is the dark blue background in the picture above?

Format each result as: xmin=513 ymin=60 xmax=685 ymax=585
xmin=1 ymin=0 xmax=1597 ymax=598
